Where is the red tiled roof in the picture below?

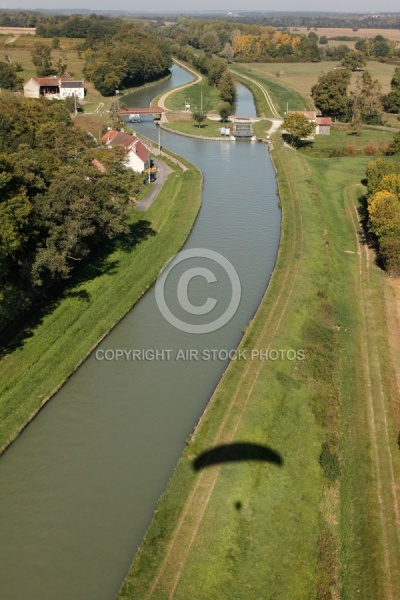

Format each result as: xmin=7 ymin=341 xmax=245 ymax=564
xmin=132 ymin=139 xmax=150 ymax=164
xmin=37 ymin=77 xmax=59 ymax=87
xmin=316 ymin=117 xmax=332 ymax=125
xmin=101 ymin=130 xmax=136 ymax=148
xmin=92 ymin=159 xmax=106 ymax=173
xmin=101 ymin=129 xmax=121 ymax=144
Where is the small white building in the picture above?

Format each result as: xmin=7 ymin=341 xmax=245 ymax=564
xmin=59 ymin=80 xmax=84 ymax=100
xmin=101 ymin=129 xmax=151 ymax=173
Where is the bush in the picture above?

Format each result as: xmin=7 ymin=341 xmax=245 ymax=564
xmin=380 ymin=237 xmax=400 ymax=275
xmin=364 ymin=141 xmax=379 ymax=155
xmin=344 ymin=142 xmax=357 ymax=156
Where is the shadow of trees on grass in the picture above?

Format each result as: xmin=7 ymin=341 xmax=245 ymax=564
xmin=0 ymin=219 xmax=156 ymax=359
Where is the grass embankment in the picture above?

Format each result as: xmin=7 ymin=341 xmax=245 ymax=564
xmin=118 ymin=142 xmax=400 ymax=598
xmin=0 ymin=156 xmax=202 ymax=454
xmin=161 ymin=115 xmax=229 ymax=138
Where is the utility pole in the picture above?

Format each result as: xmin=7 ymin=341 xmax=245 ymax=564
xmin=201 ymin=87 xmax=203 ymax=113
xmin=158 ymin=124 xmax=161 ymax=153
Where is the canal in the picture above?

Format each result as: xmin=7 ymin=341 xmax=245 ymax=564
xmin=0 ymin=65 xmax=281 ymax=599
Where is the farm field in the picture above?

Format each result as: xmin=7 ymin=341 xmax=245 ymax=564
xmin=238 ymin=60 xmax=398 ymax=102
xmin=291 ymin=27 xmax=400 ymax=42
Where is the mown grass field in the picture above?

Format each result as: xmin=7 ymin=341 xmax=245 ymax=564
xmin=298 ymin=125 xmax=394 ymax=157
xmin=164 ymin=79 xmax=221 ymax=113
xmin=0 ymin=156 xmax=202 ymax=454
xmin=238 ymin=60 xmax=400 ymax=112
xmin=292 ymin=27 xmax=400 ymax=43
xmin=118 ymin=135 xmax=400 ymax=599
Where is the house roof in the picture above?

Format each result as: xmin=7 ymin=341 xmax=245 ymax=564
xmin=92 ymin=159 xmax=106 ymax=173
xmin=316 ymin=117 xmax=331 ymax=125
xmin=101 ymin=129 xmax=150 ymax=164
xmin=24 ymin=77 xmax=39 ymax=88
xmin=131 ymin=139 xmax=150 ymax=164
xmin=101 ymin=130 xmax=136 ymax=149
xmin=37 ymin=77 xmax=60 ymax=87
xmin=60 ymin=72 xmax=74 ymax=80
xmin=60 ymin=81 xmax=84 ymax=88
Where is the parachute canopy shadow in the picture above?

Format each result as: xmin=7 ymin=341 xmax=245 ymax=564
xmin=192 ymin=442 xmax=283 ymax=471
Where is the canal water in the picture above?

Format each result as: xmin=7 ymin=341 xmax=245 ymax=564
xmin=0 ymin=66 xmax=281 ymax=600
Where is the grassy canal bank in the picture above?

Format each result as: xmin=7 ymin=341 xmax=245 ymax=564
xmin=118 ymin=137 xmax=400 ymax=598
xmin=0 ymin=155 xmax=202 ymax=454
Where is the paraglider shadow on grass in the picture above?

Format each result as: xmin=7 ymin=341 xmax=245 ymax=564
xmin=192 ymin=442 xmax=283 ymax=471
xmin=192 ymin=443 xmax=283 ymax=511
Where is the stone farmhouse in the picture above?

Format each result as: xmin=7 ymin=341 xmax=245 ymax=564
xmin=24 ymin=73 xmax=85 ymax=100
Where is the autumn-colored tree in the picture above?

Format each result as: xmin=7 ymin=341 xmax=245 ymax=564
xmin=368 ymin=190 xmax=400 ymax=238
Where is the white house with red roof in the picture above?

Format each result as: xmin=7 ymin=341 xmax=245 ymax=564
xmin=101 ymin=129 xmax=151 ymax=173
xmin=24 ymin=73 xmax=84 ymax=100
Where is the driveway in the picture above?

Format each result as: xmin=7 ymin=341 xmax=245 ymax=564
xmin=135 ymin=158 xmax=173 ymax=212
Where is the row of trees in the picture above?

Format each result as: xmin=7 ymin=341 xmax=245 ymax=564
xmin=311 ymin=67 xmax=400 ymax=124
xmin=366 ymin=152 xmax=400 ymax=274
xmin=171 ymin=42 xmax=236 ymax=107
xmin=0 ymin=95 xmax=142 ymax=334
xmin=163 ymin=19 xmax=322 ymax=63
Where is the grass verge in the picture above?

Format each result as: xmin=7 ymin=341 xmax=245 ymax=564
xmin=0 ymin=156 xmax=202 ymax=454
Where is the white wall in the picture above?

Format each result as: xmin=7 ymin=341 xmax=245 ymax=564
xmin=23 ymin=79 xmax=40 ymax=98
xmin=60 ymin=88 xmax=85 ymax=100
xmin=126 ymin=150 xmax=147 ymax=173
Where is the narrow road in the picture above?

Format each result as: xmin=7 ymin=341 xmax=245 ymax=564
xmin=158 ymin=60 xmax=203 ymax=113
xmin=135 ymin=159 xmax=172 ymax=212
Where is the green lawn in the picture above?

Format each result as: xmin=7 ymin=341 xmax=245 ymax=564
xmin=0 ymin=156 xmax=202 ymax=453
xmin=162 ymin=117 xmax=232 ymax=138
xmin=252 ymin=119 xmax=272 ymax=138
xmin=298 ymin=125 xmax=395 ymax=157
xmin=165 ymin=79 xmax=221 ymax=113
xmin=118 ymin=143 xmax=400 ymax=599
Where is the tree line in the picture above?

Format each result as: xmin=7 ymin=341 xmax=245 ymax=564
xmin=311 ymin=67 xmax=400 ymax=124
xmin=365 ymin=148 xmax=400 ymax=274
xmin=170 ymin=42 xmax=236 ymax=108
xmin=0 ymin=95 xmax=142 ymax=335
xmin=162 ymin=19 xmax=322 ymax=63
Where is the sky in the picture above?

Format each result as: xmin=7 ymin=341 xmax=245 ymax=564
xmin=3 ymin=1 xmax=400 ymax=14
